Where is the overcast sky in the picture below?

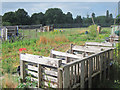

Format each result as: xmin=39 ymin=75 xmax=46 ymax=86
xmin=1 ymin=1 xmax=119 ymax=18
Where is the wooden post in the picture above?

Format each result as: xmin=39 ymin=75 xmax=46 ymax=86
xmin=66 ymin=57 xmax=70 ymax=63
xmin=50 ymin=50 xmax=56 ymax=58
xmin=58 ymin=68 xmax=63 ymax=88
xmin=29 ymin=29 xmax=30 ymax=38
xmin=63 ymin=66 xmax=70 ymax=88
xmin=20 ymin=60 xmax=26 ymax=82
xmin=36 ymin=29 xmax=37 ymax=38
xmin=86 ymin=60 xmax=88 ymax=77
xmin=38 ymin=64 xmax=42 ymax=88
xmin=70 ymin=44 xmax=73 ymax=54
xmin=58 ymin=60 xmax=62 ymax=88
xmin=100 ymin=54 xmax=102 ymax=81
xmin=104 ymin=53 xmax=106 ymax=80
xmin=81 ymin=61 xmax=85 ymax=88
xmin=88 ymin=58 xmax=92 ymax=88
xmin=107 ymin=51 xmax=110 ymax=80
xmin=71 ymin=66 xmax=73 ymax=85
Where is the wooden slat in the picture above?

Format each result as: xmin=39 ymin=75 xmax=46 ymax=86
xmin=72 ymin=46 xmax=100 ymax=53
xmin=71 ymin=66 xmax=73 ymax=85
xmin=43 ymin=81 xmax=58 ymax=88
xmin=62 ymin=49 xmax=112 ymax=68
xmin=27 ymin=71 xmax=58 ymax=83
xmin=51 ymin=50 xmax=83 ymax=59
xmin=88 ymin=58 xmax=92 ymax=88
xmin=30 ymin=77 xmax=58 ymax=88
xmin=38 ymin=64 xmax=42 ymax=88
xmin=27 ymin=65 xmax=58 ymax=77
xmin=81 ymin=61 xmax=85 ymax=88
xmin=85 ymin=42 xmax=113 ymax=47
xmin=20 ymin=60 xmax=26 ymax=82
xmin=103 ymin=53 xmax=106 ymax=80
xmin=108 ymin=51 xmax=110 ymax=79
xmin=58 ymin=68 xmax=63 ymax=88
xmin=20 ymin=53 xmax=62 ymax=68
xmin=63 ymin=66 xmax=70 ymax=88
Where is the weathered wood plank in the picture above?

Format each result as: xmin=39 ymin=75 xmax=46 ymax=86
xmin=72 ymin=45 xmax=112 ymax=54
xmin=81 ymin=61 xmax=85 ymax=88
xmin=108 ymin=51 xmax=110 ymax=80
xmin=100 ymin=54 xmax=102 ymax=81
xmin=38 ymin=64 xmax=42 ymax=88
xmin=85 ymin=42 xmax=113 ymax=47
xmin=20 ymin=58 xmax=26 ymax=82
xmin=27 ymin=65 xmax=58 ymax=77
xmin=63 ymin=49 xmax=112 ymax=68
xmin=27 ymin=71 xmax=58 ymax=83
xmin=63 ymin=66 xmax=70 ymax=88
xmin=88 ymin=58 xmax=92 ymax=88
xmin=51 ymin=50 xmax=83 ymax=59
xmin=71 ymin=66 xmax=73 ymax=85
xmin=58 ymin=68 xmax=63 ymax=88
xmin=103 ymin=53 xmax=106 ymax=80
xmin=20 ymin=53 xmax=62 ymax=68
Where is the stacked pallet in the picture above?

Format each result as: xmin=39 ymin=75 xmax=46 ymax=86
xmin=20 ymin=42 xmax=116 ymax=89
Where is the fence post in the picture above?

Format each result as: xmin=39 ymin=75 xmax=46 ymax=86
xmin=104 ymin=53 xmax=106 ymax=80
xmin=58 ymin=60 xmax=62 ymax=88
xmin=88 ymin=58 xmax=92 ymax=88
xmin=63 ymin=66 xmax=70 ymax=88
xmin=50 ymin=50 xmax=56 ymax=58
xmin=66 ymin=57 xmax=70 ymax=63
xmin=81 ymin=61 xmax=85 ymax=88
xmin=70 ymin=44 xmax=73 ymax=54
xmin=38 ymin=64 xmax=42 ymax=88
xmin=36 ymin=29 xmax=37 ymax=38
xmin=58 ymin=68 xmax=63 ymax=88
xmin=20 ymin=58 xmax=26 ymax=82
xmin=107 ymin=50 xmax=110 ymax=80
xmin=100 ymin=54 xmax=103 ymax=82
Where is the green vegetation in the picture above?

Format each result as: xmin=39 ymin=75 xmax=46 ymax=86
xmin=1 ymin=27 xmax=116 ymax=88
xmin=2 ymin=8 xmax=114 ymax=27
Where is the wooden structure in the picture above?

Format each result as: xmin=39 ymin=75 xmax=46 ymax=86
xmin=20 ymin=42 xmax=116 ymax=89
xmin=18 ymin=24 xmax=42 ymax=29
xmin=40 ymin=25 xmax=54 ymax=32
xmin=1 ymin=26 xmax=18 ymax=41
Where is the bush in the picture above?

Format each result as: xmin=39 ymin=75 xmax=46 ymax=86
xmin=2 ymin=22 xmax=11 ymax=26
xmin=88 ymin=24 xmax=97 ymax=37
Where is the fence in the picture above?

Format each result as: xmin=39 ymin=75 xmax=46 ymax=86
xmin=20 ymin=42 xmax=116 ymax=88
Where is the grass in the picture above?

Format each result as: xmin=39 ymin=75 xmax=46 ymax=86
xmin=1 ymin=27 xmax=112 ymax=88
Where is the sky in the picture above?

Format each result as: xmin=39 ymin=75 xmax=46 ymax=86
xmin=1 ymin=1 xmax=119 ymax=18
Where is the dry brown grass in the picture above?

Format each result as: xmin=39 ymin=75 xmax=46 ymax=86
xmin=36 ymin=36 xmax=69 ymax=46
xmin=2 ymin=74 xmax=18 ymax=88
xmin=54 ymin=35 xmax=69 ymax=42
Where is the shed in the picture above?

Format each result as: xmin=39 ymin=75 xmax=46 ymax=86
xmin=1 ymin=26 xmax=19 ymax=41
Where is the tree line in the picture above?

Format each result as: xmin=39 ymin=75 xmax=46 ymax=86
xmin=2 ymin=8 xmax=115 ymax=27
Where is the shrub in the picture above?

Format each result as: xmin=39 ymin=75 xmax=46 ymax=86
xmin=88 ymin=24 xmax=97 ymax=37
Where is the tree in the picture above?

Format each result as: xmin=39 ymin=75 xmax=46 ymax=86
xmin=2 ymin=11 xmax=16 ymax=25
xmin=45 ymin=8 xmax=64 ymax=24
xmin=92 ymin=13 xmax=95 ymax=18
xmin=31 ymin=12 xmax=44 ymax=25
xmin=74 ymin=15 xmax=82 ymax=23
xmin=110 ymin=13 xmax=113 ymax=18
xmin=65 ymin=12 xmax=73 ymax=23
xmin=106 ymin=10 xmax=109 ymax=18
xmin=15 ymin=8 xmax=30 ymax=25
